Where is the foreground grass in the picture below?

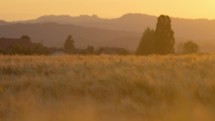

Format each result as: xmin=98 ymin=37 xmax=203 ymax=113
xmin=0 ymin=55 xmax=215 ymax=121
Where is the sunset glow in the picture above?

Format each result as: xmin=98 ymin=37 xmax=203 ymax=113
xmin=1 ymin=0 xmax=215 ymax=21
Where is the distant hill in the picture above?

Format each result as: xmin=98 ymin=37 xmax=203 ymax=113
xmin=0 ymin=20 xmax=9 ymax=26
xmin=0 ymin=23 xmax=140 ymax=50
xmin=25 ymin=14 xmax=156 ymax=33
xmin=25 ymin=14 xmax=215 ymax=41
xmin=1 ymin=13 xmax=215 ymax=52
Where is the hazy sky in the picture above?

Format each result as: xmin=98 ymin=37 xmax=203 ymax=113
xmin=1 ymin=0 xmax=215 ymax=21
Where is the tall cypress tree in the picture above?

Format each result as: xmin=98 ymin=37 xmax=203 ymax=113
xmin=155 ymin=15 xmax=175 ymax=54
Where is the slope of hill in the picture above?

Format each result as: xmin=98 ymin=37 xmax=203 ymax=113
xmin=1 ymin=13 xmax=215 ymax=52
xmin=27 ymin=15 xmax=102 ymax=25
xmin=0 ymin=23 xmax=140 ymax=50
xmin=25 ymin=14 xmax=157 ymax=33
xmin=0 ymin=20 xmax=9 ymax=26
xmin=22 ymin=14 xmax=215 ymax=52
xmin=26 ymin=13 xmax=215 ymax=42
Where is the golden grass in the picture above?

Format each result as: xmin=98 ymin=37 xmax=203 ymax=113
xmin=0 ymin=55 xmax=215 ymax=121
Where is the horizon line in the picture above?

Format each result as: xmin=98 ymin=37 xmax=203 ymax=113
xmin=1 ymin=13 xmax=215 ymax=22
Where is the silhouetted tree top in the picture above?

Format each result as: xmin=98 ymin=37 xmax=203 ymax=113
xmin=64 ymin=35 xmax=75 ymax=53
xmin=156 ymin=15 xmax=171 ymax=30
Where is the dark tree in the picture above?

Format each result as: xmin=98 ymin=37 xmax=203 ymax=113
xmin=20 ymin=35 xmax=31 ymax=42
xmin=30 ymin=43 xmax=49 ymax=55
xmin=136 ymin=28 xmax=155 ymax=55
xmin=64 ymin=35 xmax=75 ymax=53
xmin=181 ymin=41 xmax=199 ymax=54
xmin=155 ymin=15 xmax=175 ymax=54
xmin=136 ymin=15 xmax=175 ymax=55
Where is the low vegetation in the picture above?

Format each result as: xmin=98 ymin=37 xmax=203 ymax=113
xmin=178 ymin=41 xmax=200 ymax=54
xmin=0 ymin=55 xmax=215 ymax=121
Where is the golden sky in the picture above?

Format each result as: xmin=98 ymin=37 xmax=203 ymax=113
xmin=1 ymin=0 xmax=215 ymax=21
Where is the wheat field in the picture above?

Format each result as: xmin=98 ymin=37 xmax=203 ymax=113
xmin=0 ymin=55 xmax=215 ymax=121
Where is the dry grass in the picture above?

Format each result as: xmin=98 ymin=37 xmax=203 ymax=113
xmin=0 ymin=55 xmax=215 ymax=121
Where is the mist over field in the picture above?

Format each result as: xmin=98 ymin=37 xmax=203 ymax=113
xmin=0 ymin=55 xmax=215 ymax=121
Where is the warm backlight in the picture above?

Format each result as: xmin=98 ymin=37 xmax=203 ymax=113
xmin=1 ymin=0 xmax=215 ymax=21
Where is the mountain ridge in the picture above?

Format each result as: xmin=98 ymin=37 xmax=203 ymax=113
xmin=1 ymin=13 xmax=215 ymax=52
xmin=20 ymin=13 xmax=215 ymax=41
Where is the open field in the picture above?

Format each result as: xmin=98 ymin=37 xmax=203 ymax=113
xmin=0 ymin=55 xmax=215 ymax=121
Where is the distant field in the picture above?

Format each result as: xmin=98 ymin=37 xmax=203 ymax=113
xmin=0 ymin=55 xmax=215 ymax=121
